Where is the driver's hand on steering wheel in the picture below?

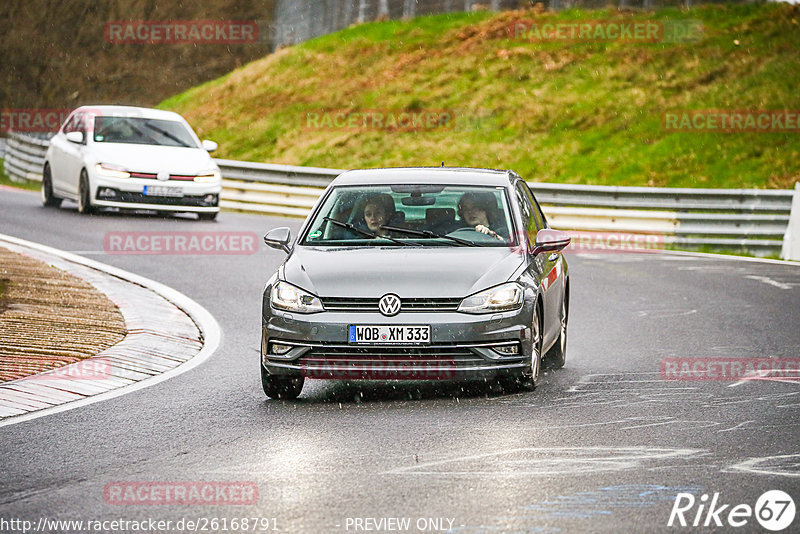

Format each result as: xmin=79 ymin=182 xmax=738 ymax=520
xmin=475 ymin=225 xmax=503 ymax=240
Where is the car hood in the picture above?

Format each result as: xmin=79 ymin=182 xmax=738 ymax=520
xmin=283 ymin=246 xmax=524 ymax=298
xmin=88 ymin=143 xmax=216 ymax=174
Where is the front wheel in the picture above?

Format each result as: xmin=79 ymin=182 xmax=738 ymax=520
xmin=77 ymin=170 xmax=94 ymax=214
xmin=520 ymin=302 xmax=543 ymax=390
xmin=261 ymin=365 xmax=304 ymax=400
xmin=544 ymin=297 xmax=567 ymax=370
xmin=41 ymin=165 xmax=62 ymax=208
xmin=198 ymin=212 xmax=218 ymax=221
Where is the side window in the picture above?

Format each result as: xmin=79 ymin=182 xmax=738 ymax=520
xmin=62 ymin=112 xmax=88 ymax=142
xmin=515 ymin=182 xmax=535 ymax=246
xmin=61 ymin=113 xmax=79 ymax=133
xmin=522 ymin=183 xmax=546 ymax=231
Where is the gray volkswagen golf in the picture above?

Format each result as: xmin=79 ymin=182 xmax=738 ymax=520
xmin=261 ymin=167 xmax=571 ymax=399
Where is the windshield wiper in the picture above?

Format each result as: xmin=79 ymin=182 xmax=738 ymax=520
xmin=323 ymin=217 xmax=416 ymax=247
xmin=379 ymin=225 xmax=477 ymax=247
xmin=144 ymin=123 xmax=193 ymax=148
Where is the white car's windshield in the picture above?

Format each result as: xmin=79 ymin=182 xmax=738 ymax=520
xmin=93 ymin=116 xmax=198 ymax=148
xmin=301 ymin=184 xmax=515 ymax=247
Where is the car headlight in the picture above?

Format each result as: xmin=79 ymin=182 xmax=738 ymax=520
xmin=270 ymin=281 xmax=324 ymax=314
xmin=458 ymin=282 xmax=524 ymax=314
xmin=95 ymin=163 xmax=130 ymax=179
xmin=193 ymin=169 xmax=221 ymax=183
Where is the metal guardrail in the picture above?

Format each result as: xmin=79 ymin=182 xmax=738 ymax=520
xmin=4 ymin=131 xmax=797 ymax=257
xmin=2 ymin=132 xmax=51 ymax=182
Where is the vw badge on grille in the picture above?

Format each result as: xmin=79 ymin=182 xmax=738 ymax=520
xmin=157 ymin=171 xmax=169 ymax=181
xmin=378 ymin=294 xmax=401 ymax=317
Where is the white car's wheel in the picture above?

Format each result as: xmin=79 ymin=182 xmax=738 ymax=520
xmin=77 ymin=170 xmax=95 ymax=214
xmin=41 ymin=165 xmax=62 ymax=208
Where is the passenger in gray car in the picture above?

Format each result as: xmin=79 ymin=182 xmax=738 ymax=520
xmin=457 ymin=192 xmax=506 ymax=239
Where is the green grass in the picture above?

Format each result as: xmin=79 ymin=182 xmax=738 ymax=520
xmin=160 ymin=3 xmax=800 ymax=189
xmin=0 ymin=159 xmax=40 ymax=191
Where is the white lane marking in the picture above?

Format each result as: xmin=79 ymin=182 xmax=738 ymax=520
xmin=635 ymin=309 xmax=697 ymax=318
xmin=728 ymin=454 xmax=800 ymax=478
xmin=0 ymin=233 xmax=222 ymax=428
xmin=729 ymin=368 xmax=800 ymax=388
xmin=656 ymin=249 xmax=800 ymax=267
xmin=384 ymin=447 xmax=705 ymax=477
xmin=745 ymin=275 xmax=793 ymax=290
xmin=717 ymin=420 xmax=756 ymax=433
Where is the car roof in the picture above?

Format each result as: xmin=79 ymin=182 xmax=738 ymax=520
xmin=331 ymin=167 xmax=515 ymax=187
xmin=73 ymin=105 xmax=186 ymax=122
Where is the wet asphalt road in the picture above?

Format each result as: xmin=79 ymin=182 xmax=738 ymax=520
xmin=1 ymin=187 xmax=799 ymax=534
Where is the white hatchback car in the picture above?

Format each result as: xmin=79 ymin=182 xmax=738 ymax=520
xmin=42 ymin=105 xmax=222 ymax=220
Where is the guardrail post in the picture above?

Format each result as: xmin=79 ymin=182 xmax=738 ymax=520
xmin=780 ymin=182 xmax=800 ymax=261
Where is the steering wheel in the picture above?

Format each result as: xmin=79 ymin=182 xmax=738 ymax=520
xmin=446 ymin=227 xmax=501 ymax=243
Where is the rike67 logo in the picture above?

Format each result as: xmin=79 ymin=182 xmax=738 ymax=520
xmin=668 ymin=490 xmax=796 ymax=531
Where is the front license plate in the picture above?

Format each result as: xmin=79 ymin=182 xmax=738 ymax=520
xmin=143 ymin=185 xmax=183 ymax=197
xmin=348 ymin=325 xmax=430 ymax=344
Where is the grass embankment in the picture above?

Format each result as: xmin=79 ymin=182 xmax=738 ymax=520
xmin=0 ymin=159 xmax=40 ymax=191
xmin=161 ymin=3 xmax=799 ymax=189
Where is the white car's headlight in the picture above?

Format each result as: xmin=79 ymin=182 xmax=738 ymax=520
xmin=271 ymin=281 xmax=324 ymax=314
xmin=458 ymin=282 xmax=524 ymax=314
xmin=95 ymin=163 xmax=130 ymax=179
xmin=193 ymin=169 xmax=221 ymax=183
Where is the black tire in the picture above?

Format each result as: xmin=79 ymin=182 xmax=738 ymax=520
xmin=544 ymin=295 xmax=568 ymax=370
xmin=41 ymin=165 xmax=62 ymax=208
xmin=520 ymin=301 xmax=543 ymax=390
xmin=77 ymin=170 xmax=94 ymax=214
xmin=198 ymin=211 xmax=218 ymax=221
xmin=261 ymin=365 xmax=304 ymax=400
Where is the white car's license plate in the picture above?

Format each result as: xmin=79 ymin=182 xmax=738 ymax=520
xmin=348 ymin=325 xmax=430 ymax=344
xmin=143 ymin=185 xmax=183 ymax=198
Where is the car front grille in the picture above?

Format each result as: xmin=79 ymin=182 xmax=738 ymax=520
xmin=302 ymin=344 xmax=480 ymax=361
xmin=320 ymin=297 xmax=461 ymax=312
xmin=129 ymin=172 xmax=196 ymax=181
xmin=101 ymin=191 xmax=216 ymax=206
xmin=296 ymin=344 xmax=485 ymax=379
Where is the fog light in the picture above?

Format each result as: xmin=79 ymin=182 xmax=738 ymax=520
xmin=97 ymin=187 xmax=117 ymax=198
xmin=493 ymin=343 xmax=520 ymax=355
xmin=203 ymin=194 xmax=218 ymax=206
xmin=269 ymin=342 xmax=293 ymax=355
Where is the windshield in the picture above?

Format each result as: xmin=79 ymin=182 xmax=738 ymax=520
xmin=301 ymin=184 xmax=515 ymax=247
xmin=92 ymin=116 xmax=198 ymax=148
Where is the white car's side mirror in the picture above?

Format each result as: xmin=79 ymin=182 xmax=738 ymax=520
xmin=202 ymin=140 xmax=218 ymax=152
xmin=66 ymin=131 xmax=84 ymax=144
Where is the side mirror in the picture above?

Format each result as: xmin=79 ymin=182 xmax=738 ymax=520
xmin=66 ymin=131 xmax=84 ymax=144
xmin=264 ymin=227 xmax=292 ymax=254
xmin=531 ymin=228 xmax=571 ymax=255
xmin=202 ymin=140 xmax=218 ymax=152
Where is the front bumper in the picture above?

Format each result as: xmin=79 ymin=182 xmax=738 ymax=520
xmin=261 ymin=304 xmax=535 ymax=380
xmin=89 ymin=174 xmax=221 ymax=213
